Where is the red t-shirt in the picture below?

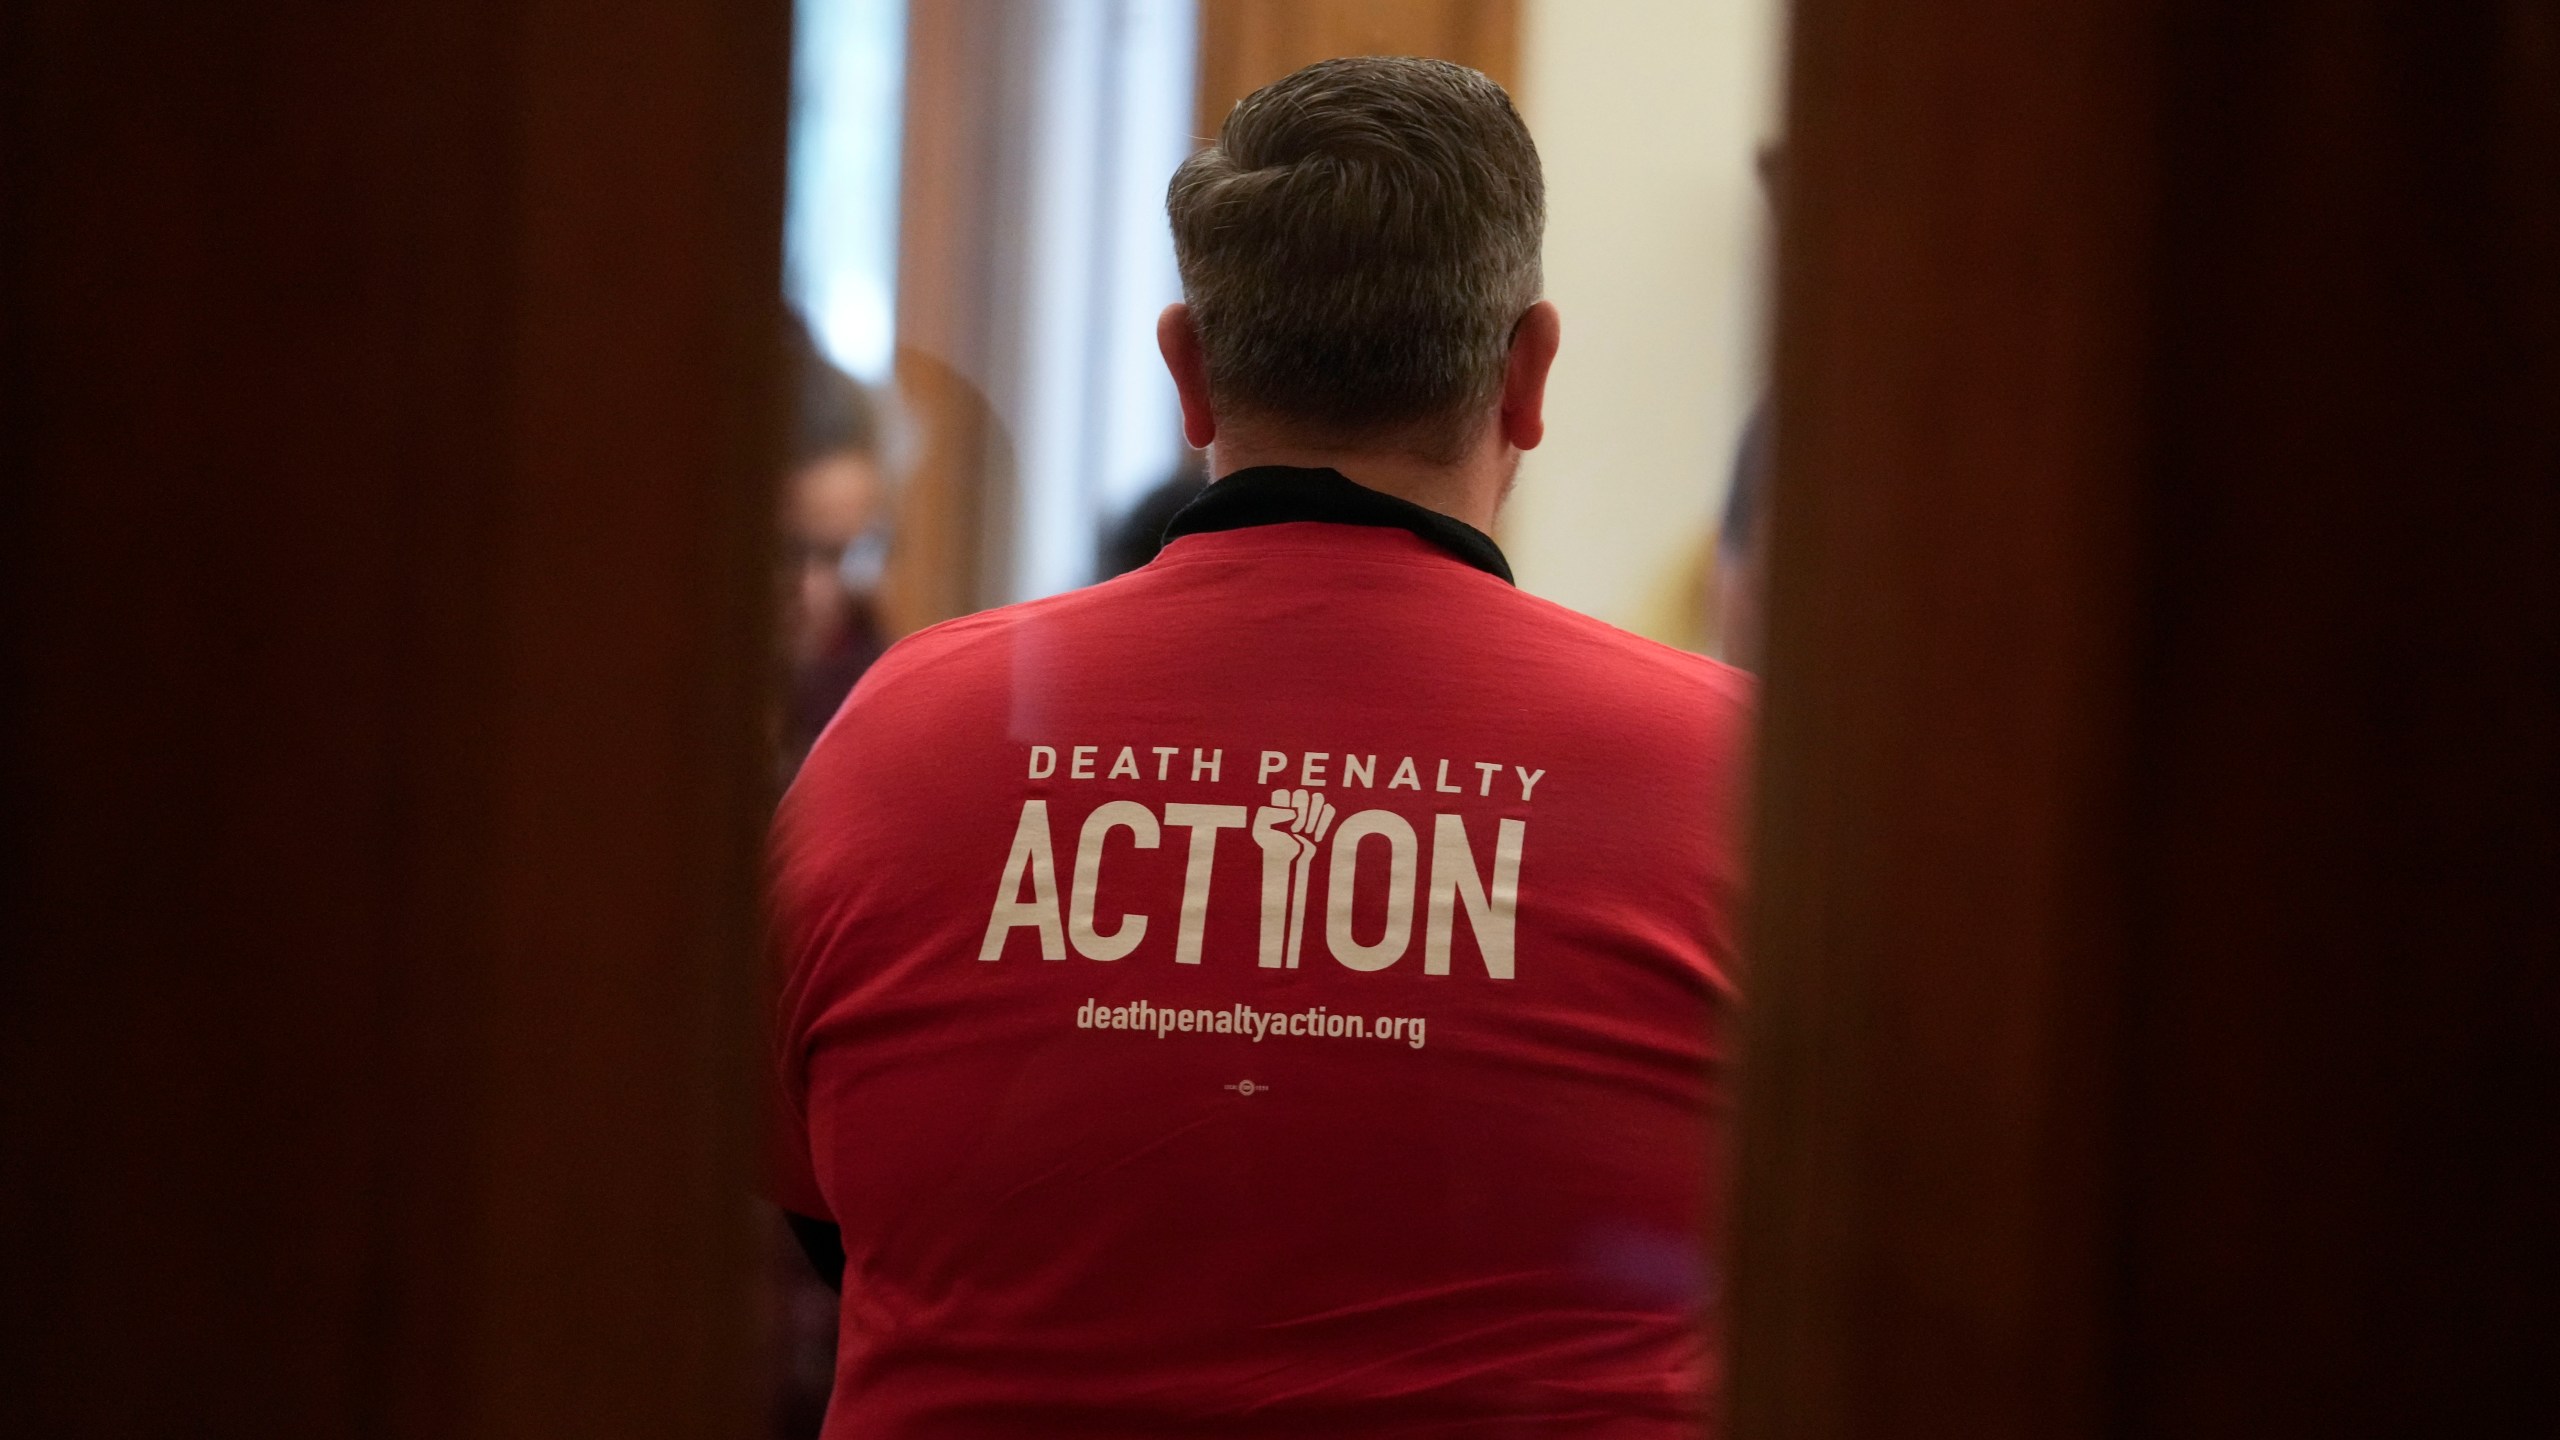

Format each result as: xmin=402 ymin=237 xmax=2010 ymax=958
xmin=772 ymin=474 xmax=1751 ymax=1437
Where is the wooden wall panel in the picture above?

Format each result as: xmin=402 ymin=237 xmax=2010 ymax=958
xmin=879 ymin=1 xmax=1028 ymax=632
xmin=1196 ymin=0 xmax=1520 ymax=135
xmin=0 ymin=2 xmax=791 ymax=1435
xmin=1727 ymin=4 xmax=2156 ymax=1433
xmin=1732 ymin=3 xmax=2560 ymax=1438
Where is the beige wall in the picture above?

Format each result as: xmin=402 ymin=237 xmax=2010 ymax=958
xmin=1508 ymin=0 xmax=1785 ymax=644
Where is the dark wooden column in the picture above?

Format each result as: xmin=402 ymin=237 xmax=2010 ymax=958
xmin=1733 ymin=5 xmax=2559 ymax=1438
xmin=0 ymin=3 xmax=791 ymax=1436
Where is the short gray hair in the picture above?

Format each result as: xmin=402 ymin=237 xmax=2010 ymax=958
xmin=1168 ymin=57 xmax=1545 ymax=461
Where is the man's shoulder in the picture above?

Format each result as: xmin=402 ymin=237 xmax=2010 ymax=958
xmin=1491 ymin=581 xmax=1756 ymax=716
xmin=886 ymin=569 xmax=1736 ymax=664
xmin=844 ymin=585 xmax=1095 ymax=688
xmin=840 ymin=564 xmax=1752 ymax=739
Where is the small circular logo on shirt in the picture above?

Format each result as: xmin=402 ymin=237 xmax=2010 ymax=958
xmin=1225 ymin=1080 xmax=1263 ymax=1096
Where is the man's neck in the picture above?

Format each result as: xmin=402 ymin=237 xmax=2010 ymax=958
xmin=1208 ymin=436 xmax=1512 ymax=535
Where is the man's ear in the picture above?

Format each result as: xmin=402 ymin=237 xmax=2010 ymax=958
xmin=1498 ymin=300 xmax=1562 ymax=452
xmin=1157 ymin=303 xmax=1217 ymax=448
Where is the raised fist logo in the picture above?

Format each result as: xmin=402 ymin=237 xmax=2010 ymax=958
xmin=1252 ymin=788 xmax=1334 ymax=968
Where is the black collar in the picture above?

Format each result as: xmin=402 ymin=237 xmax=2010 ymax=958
xmin=1159 ymin=466 xmax=1514 ymax=584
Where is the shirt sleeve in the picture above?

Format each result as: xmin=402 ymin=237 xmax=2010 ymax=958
xmin=765 ymin=1031 xmax=831 ymax=1220
xmin=764 ymin=807 xmax=834 ymax=1221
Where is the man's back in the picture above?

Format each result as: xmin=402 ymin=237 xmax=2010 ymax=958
xmin=773 ymin=478 xmax=1751 ymax=1436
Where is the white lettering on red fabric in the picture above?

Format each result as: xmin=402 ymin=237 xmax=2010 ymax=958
xmin=979 ymin=800 xmax=1065 ymax=960
xmin=1068 ymin=800 xmax=1158 ymax=960
xmin=1021 ymin=744 xmax=1544 ymax=800
xmin=1325 ymin=809 xmax=1418 ymax=972
xmin=1073 ymin=999 xmax=1430 ymax=1050
xmin=987 ymin=743 xmax=1544 ymax=977
xmin=1252 ymin=789 xmax=1335 ymax=969
xmin=1424 ymin=814 xmax=1525 ymax=980
xmin=1161 ymin=803 xmax=1247 ymax=964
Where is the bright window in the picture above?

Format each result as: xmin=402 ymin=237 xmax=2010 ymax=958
xmin=785 ymin=0 xmax=907 ymax=382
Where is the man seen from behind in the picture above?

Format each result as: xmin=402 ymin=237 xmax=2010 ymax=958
xmin=771 ymin=56 xmax=1752 ymax=1438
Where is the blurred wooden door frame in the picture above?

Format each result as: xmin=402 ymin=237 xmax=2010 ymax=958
xmin=1195 ymin=0 xmax=1520 ymax=134
xmin=1 ymin=2 xmax=791 ymax=1435
xmin=1734 ymin=4 xmax=2559 ymax=1437
xmin=880 ymin=2 xmax=1014 ymax=635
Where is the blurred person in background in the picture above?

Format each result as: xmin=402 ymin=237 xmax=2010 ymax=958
xmin=773 ymin=314 xmax=900 ymax=1438
xmin=780 ymin=315 xmax=897 ymax=778
xmin=1714 ymin=402 xmax=1769 ymax=672
xmin=1707 ymin=143 xmax=1784 ymax=671
xmin=770 ymin=57 xmax=1749 ymax=1438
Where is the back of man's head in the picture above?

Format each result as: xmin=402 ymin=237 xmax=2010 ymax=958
xmin=1168 ymin=57 xmax=1545 ymax=463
